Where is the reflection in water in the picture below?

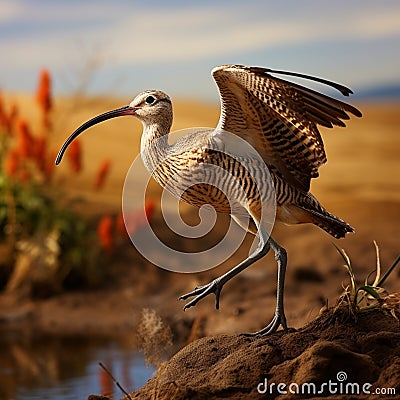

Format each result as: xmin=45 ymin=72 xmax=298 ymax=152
xmin=0 ymin=331 xmax=155 ymax=400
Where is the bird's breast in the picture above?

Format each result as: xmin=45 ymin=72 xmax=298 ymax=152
xmin=150 ymin=150 xmax=276 ymax=216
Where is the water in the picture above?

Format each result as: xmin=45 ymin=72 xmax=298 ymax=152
xmin=0 ymin=332 xmax=156 ymax=400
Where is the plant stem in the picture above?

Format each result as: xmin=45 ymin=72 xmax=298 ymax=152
xmin=377 ymin=255 xmax=400 ymax=287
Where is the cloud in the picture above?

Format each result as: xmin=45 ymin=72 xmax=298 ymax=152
xmin=3 ymin=2 xmax=400 ymax=67
xmin=0 ymin=2 xmax=23 ymax=22
xmin=352 ymin=11 xmax=400 ymax=39
xmin=89 ymin=3 xmax=400 ymax=68
xmin=1 ymin=1 xmax=399 ymax=93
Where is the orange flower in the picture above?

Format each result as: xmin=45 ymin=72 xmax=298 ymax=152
xmin=7 ymin=103 xmax=18 ymax=136
xmin=97 ymin=216 xmax=114 ymax=252
xmin=67 ymin=139 xmax=82 ymax=173
xmin=18 ymin=168 xmax=30 ymax=183
xmin=0 ymin=96 xmax=18 ymax=135
xmin=94 ymin=159 xmax=111 ymax=190
xmin=33 ymin=135 xmax=47 ymax=171
xmin=4 ymin=148 xmax=20 ymax=177
xmin=136 ymin=200 xmax=155 ymax=228
xmin=16 ymin=118 xmax=33 ymax=158
xmin=44 ymin=150 xmax=57 ymax=181
xmin=36 ymin=69 xmax=52 ymax=114
xmin=144 ymin=199 xmax=156 ymax=221
xmin=122 ymin=211 xmax=138 ymax=236
xmin=121 ymin=200 xmax=156 ymax=236
xmin=0 ymin=93 xmax=6 ymax=129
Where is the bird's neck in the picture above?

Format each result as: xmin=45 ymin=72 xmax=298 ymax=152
xmin=140 ymin=122 xmax=171 ymax=173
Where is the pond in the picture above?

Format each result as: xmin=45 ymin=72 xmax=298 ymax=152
xmin=0 ymin=331 xmax=156 ymax=400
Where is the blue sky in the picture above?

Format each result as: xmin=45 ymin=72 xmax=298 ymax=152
xmin=1 ymin=0 xmax=400 ymax=101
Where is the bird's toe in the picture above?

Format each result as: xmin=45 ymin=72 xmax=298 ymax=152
xmin=179 ymin=279 xmax=223 ymax=311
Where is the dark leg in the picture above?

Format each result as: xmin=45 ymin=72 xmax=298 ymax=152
xmin=180 ymin=228 xmax=271 ymax=310
xmin=180 ymin=227 xmax=289 ymax=336
xmin=252 ymin=237 xmax=288 ymax=335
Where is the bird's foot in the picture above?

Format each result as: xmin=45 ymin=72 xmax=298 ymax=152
xmin=179 ymin=278 xmax=223 ymax=310
xmin=243 ymin=310 xmax=289 ymax=337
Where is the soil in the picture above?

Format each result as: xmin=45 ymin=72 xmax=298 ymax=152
xmin=128 ymin=298 xmax=400 ymax=399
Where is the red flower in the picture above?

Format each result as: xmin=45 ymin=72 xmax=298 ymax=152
xmin=36 ymin=69 xmax=52 ymax=114
xmin=16 ymin=119 xmax=34 ymax=158
xmin=122 ymin=211 xmax=137 ymax=236
xmin=67 ymin=139 xmax=82 ymax=173
xmin=0 ymin=95 xmax=18 ymax=135
xmin=4 ymin=148 xmax=20 ymax=177
xmin=18 ymin=168 xmax=30 ymax=183
xmin=145 ymin=199 xmax=156 ymax=221
xmin=94 ymin=159 xmax=111 ymax=190
xmin=33 ymin=135 xmax=47 ymax=171
xmin=0 ymin=93 xmax=6 ymax=129
xmin=121 ymin=200 xmax=156 ymax=236
xmin=97 ymin=216 xmax=114 ymax=252
xmin=44 ymin=150 xmax=57 ymax=181
xmin=6 ymin=103 xmax=18 ymax=136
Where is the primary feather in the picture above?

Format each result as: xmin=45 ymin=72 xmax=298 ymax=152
xmin=212 ymin=64 xmax=361 ymax=192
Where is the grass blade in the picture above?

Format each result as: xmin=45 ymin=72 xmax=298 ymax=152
xmin=377 ymin=255 xmax=400 ymax=287
xmin=333 ymin=243 xmax=356 ymax=298
xmin=372 ymin=241 xmax=381 ymax=287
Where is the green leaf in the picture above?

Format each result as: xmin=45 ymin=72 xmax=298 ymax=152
xmin=357 ymin=285 xmax=381 ymax=300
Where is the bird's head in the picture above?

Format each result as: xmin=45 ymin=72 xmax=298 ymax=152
xmin=55 ymin=90 xmax=172 ymax=165
xmin=129 ymin=90 xmax=172 ymax=123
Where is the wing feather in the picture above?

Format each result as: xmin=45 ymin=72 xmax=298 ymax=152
xmin=212 ymin=65 xmax=361 ymax=191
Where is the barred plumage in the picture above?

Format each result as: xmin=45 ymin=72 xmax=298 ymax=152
xmin=56 ymin=65 xmax=361 ymax=335
xmin=213 ymin=65 xmax=361 ymax=192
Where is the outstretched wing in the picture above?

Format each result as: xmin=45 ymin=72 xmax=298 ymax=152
xmin=212 ymin=65 xmax=362 ymax=192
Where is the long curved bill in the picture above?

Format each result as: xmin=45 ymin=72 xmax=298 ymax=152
xmin=55 ymin=105 xmax=136 ymax=165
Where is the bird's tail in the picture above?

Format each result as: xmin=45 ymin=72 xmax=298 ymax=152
xmin=304 ymin=208 xmax=354 ymax=239
xmin=296 ymin=194 xmax=354 ymax=239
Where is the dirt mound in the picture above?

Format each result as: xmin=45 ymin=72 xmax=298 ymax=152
xmin=128 ymin=298 xmax=400 ymax=399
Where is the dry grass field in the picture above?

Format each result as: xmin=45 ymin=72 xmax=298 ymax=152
xmin=1 ymin=93 xmax=398 ymax=335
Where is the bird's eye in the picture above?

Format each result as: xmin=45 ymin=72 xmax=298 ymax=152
xmin=145 ymin=95 xmax=156 ymax=105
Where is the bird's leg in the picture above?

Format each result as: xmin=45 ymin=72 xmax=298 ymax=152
xmin=252 ymin=237 xmax=288 ymax=336
xmin=179 ymin=230 xmax=271 ymax=311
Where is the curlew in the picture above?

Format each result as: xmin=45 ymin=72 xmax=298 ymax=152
xmin=56 ymin=65 xmax=361 ymax=335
